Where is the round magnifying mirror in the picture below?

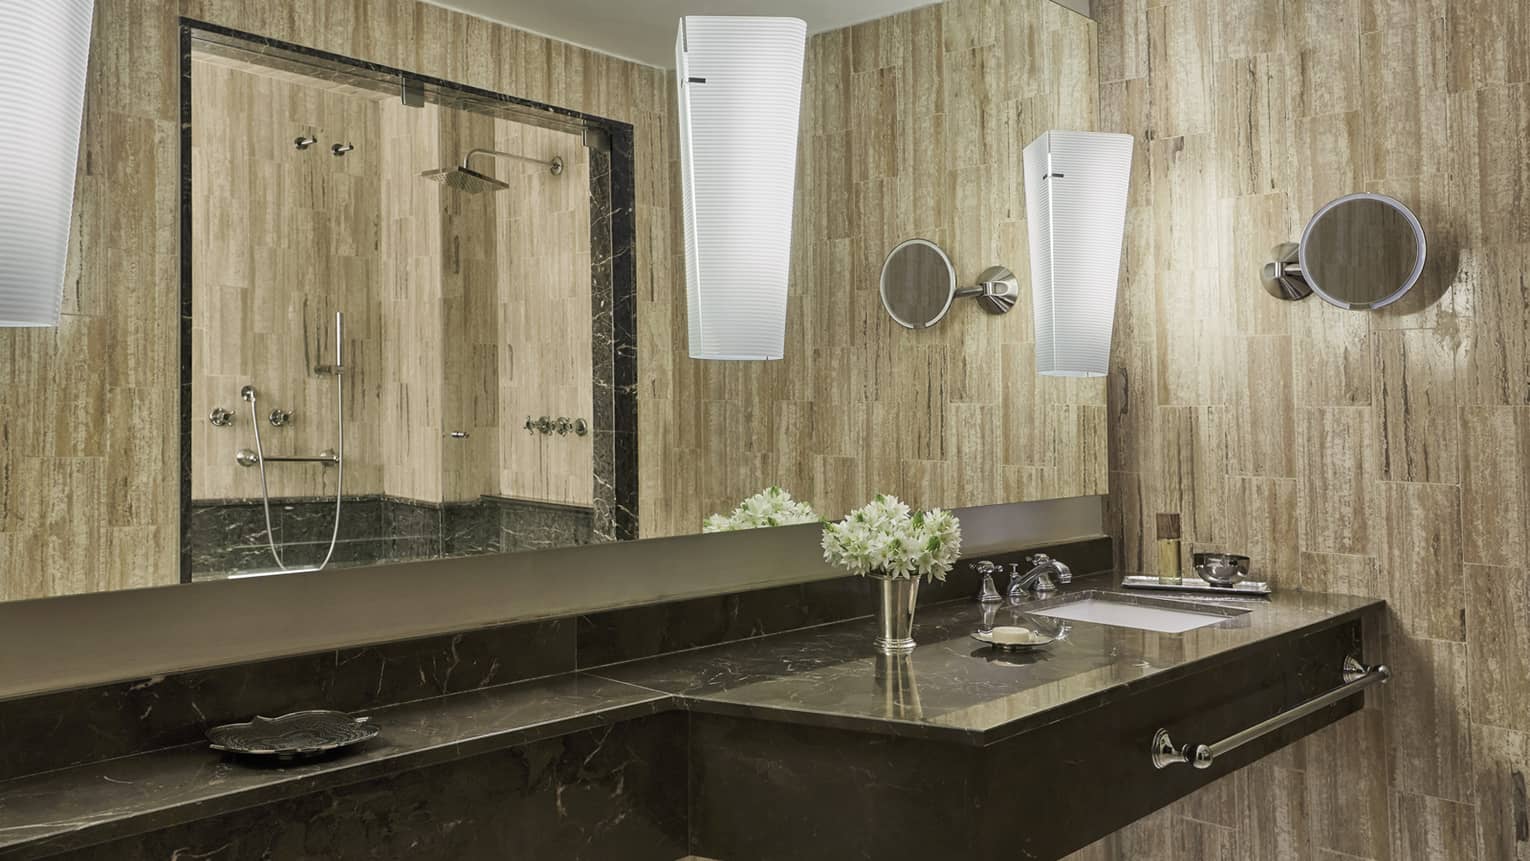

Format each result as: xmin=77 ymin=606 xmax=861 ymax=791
xmin=880 ymin=239 xmax=957 ymax=329
xmin=1264 ymin=193 xmax=1426 ymax=310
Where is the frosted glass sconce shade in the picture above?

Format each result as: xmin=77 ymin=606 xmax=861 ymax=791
xmin=676 ymin=16 xmax=807 ymax=360
xmin=1022 ymin=131 xmax=1134 ymax=377
xmin=0 ymin=0 xmax=94 ymax=327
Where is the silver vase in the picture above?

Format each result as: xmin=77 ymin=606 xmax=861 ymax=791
xmin=871 ymin=574 xmax=920 ymax=655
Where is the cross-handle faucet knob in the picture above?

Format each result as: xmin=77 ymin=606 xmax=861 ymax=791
xmin=973 ymin=560 xmax=1003 ymax=603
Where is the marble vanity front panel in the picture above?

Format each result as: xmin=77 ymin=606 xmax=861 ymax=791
xmin=45 ymin=713 xmax=687 ymax=861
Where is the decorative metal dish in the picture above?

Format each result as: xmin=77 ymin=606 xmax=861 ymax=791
xmin=971 ymin=625 xmax=1058 ymax=653
xmin=1191 ymin=552 xmax=1251 ymax=586
xmin=207 ymin=710 xmax=378 ymax=760
xmin=1120 ymin=575 xmax=1272 ymax=596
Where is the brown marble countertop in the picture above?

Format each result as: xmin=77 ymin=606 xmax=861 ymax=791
xmin=594 ymin=574 xmax=1382 ymax=746
xmin=0 ymin=574 xmax=1382 ymax=858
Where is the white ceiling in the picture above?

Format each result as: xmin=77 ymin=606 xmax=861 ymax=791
xmin=423 ymin=0 xmax=943 ymax=68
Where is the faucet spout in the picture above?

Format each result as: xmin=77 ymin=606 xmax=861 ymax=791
xmin=1008 ymin=554 xmax=1073 ymax=600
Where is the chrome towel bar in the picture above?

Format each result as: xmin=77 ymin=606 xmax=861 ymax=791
xmin=1151 ymin=655 xmax=1390 ymax=770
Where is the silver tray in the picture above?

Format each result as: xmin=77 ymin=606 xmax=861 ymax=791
xmin=208 ymin=710 xmax=378 ymax=759
xmin=1120 ymin=575 xmax=1271 ymax=596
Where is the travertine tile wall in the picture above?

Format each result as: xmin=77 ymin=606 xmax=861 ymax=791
xmin=1068 ymin=0 xmax=1530 ymax=857
xmin=190 ymin=58 xmax=388 ymax=501
xmin=192 ymin=62 xmax=592 ymax=509
xmin=0 ymin=0 xmax=673 ymax=601
xmin=378 ymin=94 xmax=446 ymax=503
xmin=496 ymin=124 xmax=594 ymax=507
xmin=641 ymin=0 xmax=1109 ymax=537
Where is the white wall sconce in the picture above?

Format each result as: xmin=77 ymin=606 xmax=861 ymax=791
xmin=1022 ymin=131 xmax=1134 ymax=377
xmin=0 ymin=0 xmax=95 ymax=327
xmin=675 ymin=16 xmax=807 ymax=360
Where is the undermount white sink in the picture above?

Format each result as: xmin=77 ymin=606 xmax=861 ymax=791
xmin=1031 ymin=595 xmax=1243 ymax=633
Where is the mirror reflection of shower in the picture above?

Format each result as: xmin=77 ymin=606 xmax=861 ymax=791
xmin=419 ymin=147 xmax=564 ymax=193
xmin=231 ymin=311 xmax=346 ymax=577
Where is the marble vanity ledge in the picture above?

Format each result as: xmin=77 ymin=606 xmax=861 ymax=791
xmin=590 ymin=581 xmax=1384 ymax=747
xmin=0 ymin=674 xmax=672 ymax=860
xmin=0 ymin=537 xmax=1109 ymax=785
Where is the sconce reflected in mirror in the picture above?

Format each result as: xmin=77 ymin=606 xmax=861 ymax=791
xmin=1261 ymin=193 xmax=1427 ymax=310
xmin=878 ymin=238 xmax=1017 ymax=330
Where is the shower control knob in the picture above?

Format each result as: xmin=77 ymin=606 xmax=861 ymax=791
xmin=555 ymin=417 xmax=573 ymax=435
xmin=235 ymin=449 xmax=260 ymax=468
xmin=269 ymin=409 xmax=293 ymax=427
xmin=209 ymin=407 xmax=234 ymax=427
xmin=534 ymin=416 xmax=555 ymax=435
xmin=573 ymin=418 xmax=589 ymax=437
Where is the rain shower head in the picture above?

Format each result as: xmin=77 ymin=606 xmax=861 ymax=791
xmin=420 ymin=148 xmax=564 ymax=194
xmin=419 ymin=164 xmax=510 ymax=194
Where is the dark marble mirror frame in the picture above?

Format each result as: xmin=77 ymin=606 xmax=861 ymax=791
xmin=176 ymin=19 xmax=639 ymax=582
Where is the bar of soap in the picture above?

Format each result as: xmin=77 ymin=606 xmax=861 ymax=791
xmin=991 ymin=626 xmax=1047 ymax=646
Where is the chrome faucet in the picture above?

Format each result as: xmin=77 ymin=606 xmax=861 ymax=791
xmin=1008 ymin=554 xmax=1073 ymax=601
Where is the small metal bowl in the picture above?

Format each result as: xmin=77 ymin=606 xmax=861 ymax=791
xmin=1192 ymin=552 xmax=1250 ymax=587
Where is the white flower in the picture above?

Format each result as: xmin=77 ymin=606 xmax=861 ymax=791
xmin=821 ymin=497 xmax=962 ymax=582
xmin=703 ymin=487 xmax=820 ymax=533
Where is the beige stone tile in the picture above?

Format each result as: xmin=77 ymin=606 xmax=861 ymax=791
xmin=1359 ymin=22 xmax=1449 ymax=183
xmin=1385 ymin=636 xmax=1473 ymax=802
xmin=1114 ymin=806 xmax=1176 ymax=861
xmin=1470 ymin=723 xmax=1530 ymax=860
xmin=1151 ymin=135 xmax=1220 ymax=273
xmin=1213 ymin=55 xmax=1293 ymax=197
xmin=1305 ymin=710 xmax=1393 ymax=859
xmin=1465 ymin=564 xmax=1530 ymax=734
xmin=1229 ymin=335 xmax=1296 ymax=478
xmin=1293 ymin=298 xmax=1373 ymax=408
xmin=1107 ymin=470 xmax=1151 ymax=576
xmin=1460 ymin=408 xmax=1530 ymax=566
xmin=1382 ymin=481 xmax=1465 ymax=642
xmin=1473 ymin=85 xmax=1530 ymax=246
xmin=1298 ymin=407 xmax=1379 ymax=556
xmin=1445 ymin=0 xmax=1530 ymax=92
xmin=1147 ymin=0 xmax=1213 ymax=138
xmin=1373 ymin=330 xmax=1460 ymax=484
xmin=1391 ymin=791 xmax=1479 ymax=861
xmin=1172 ymin=816 xmax=1237 ymax=860
xmin=1172 ymin=769 xmax=1240 ymax=827
xmin=1298 ymin=551 xmax=1384 ymax=597
xmin=1285 ymin=0 xmax=1363 ymax=118
xmin=1096 ymin=0 xmax=1149 ymax=83
xmin=1235 ymin=762 xmax=1312 ymax=861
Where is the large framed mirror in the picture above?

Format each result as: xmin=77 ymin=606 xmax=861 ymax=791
xmin=0 ymin=1 xmax=1108 ymax=602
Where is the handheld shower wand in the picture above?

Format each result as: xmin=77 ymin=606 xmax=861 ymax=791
xmin=238 ymin=312 xmax=346 ymax=575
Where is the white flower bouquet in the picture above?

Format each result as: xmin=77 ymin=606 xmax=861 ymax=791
xmin=703 ymin=487 xmax=820 ymax=533
xmin=820 ymin=495 xmax=962 ymax=581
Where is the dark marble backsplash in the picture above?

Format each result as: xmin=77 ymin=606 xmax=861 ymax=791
xmin=189 ymin=495 xmax=594 ymax=579
xmin=0 ymin=537 xmax=1108 ymax=783
xmin=48 ymin=714 xmax=688 ymax=861
xmin=0 ymin=618 xmax=575 ymax=783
